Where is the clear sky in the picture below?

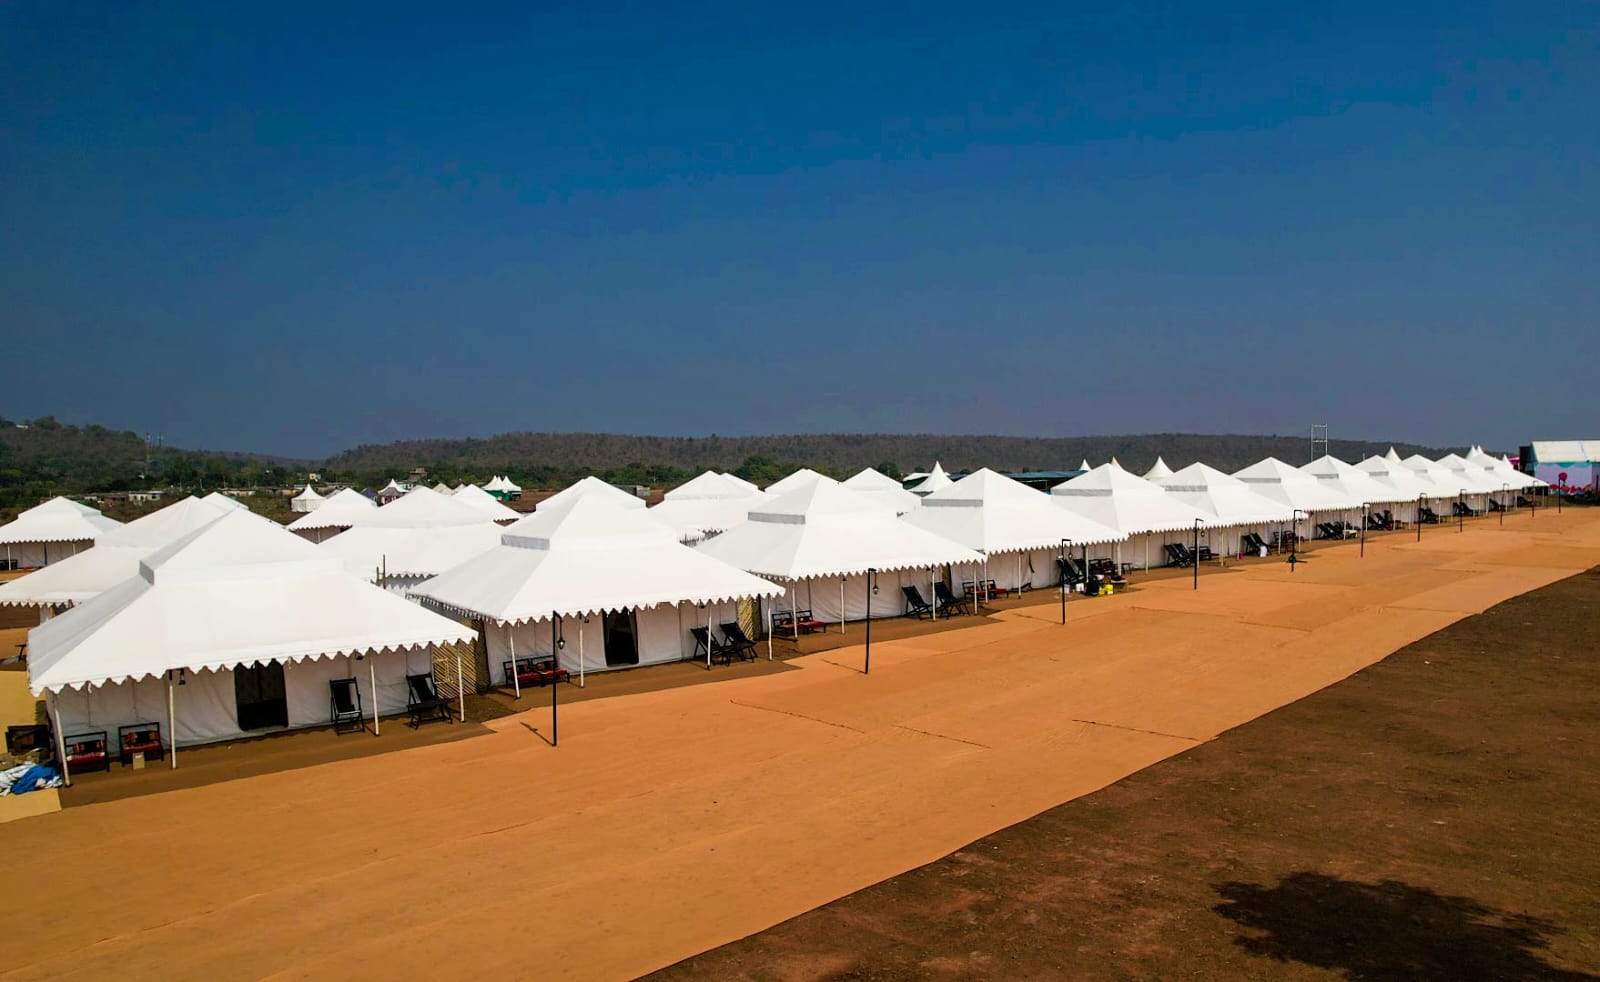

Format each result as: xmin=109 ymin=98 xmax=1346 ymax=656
xmin=3 ymin=2 xmax=1596 ymax=458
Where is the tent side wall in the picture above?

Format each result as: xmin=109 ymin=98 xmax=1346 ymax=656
xmin=2 ymin=540 xmax=89 ymax=569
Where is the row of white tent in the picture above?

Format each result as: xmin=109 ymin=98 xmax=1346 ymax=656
xmin=1 ymin=445 xmax=1542 ymax=767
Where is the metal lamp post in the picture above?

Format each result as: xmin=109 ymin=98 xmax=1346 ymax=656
xmin=1458 ymin=490 xmax=1466 ymax=532
xmin=1416 ymin=494 xmax=1425 ymax=542
xmin=1059 ymin=539 xmax=1070 ymax=623
xmin=551 ymin=612 xmax=562 ymax=746
xmin=1360 ymin=503 xmax=1369 ymax=558
xmin=1500 ymin=483 xmax=1508 ymax=525
xmin=1290 ymin=510 xmax=1306 ymax=571
xmin=1193 ymin=519 xmax=1201 ymax=590
xmin=864 ymin=568 xmax=878 ymax=675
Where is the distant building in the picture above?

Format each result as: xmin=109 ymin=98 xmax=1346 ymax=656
xmin=1520 ymin=441 xmax=1599 ymax=491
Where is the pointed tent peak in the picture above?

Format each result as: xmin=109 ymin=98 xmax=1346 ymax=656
xmin=1155 ymin=461 xmax=1252 ymax=489
xmin=292 ymin=484 xmax=323 ymax=501
xmin=482 ymin=476 xmax=504 ymax=492
xmin=751 ymin=479 xmax=888 ymax=523
xmin=909 ymin=461 xmax=954 ymax=496
xmin=924 ymin=467 xmax=1045 ymax=507
xmin=354 ymin=485 xmax=491 ymax=528
xmin=842 ymin=467 xmax=906 ymax=493
xmin=380 ymin=479 xmax=406 ymax=493
xmin=141 ymin=509 xmax=334 ymax=584
xmin=432 ymin=482 xmax=453 ymax=494
xmin=666 ymin=471 xmax=761 ymax=501
xmin=450 ymin=483 xmax=522 ymax=521
xmin=1078 ymin=459 xmax=1091 ymax=472
xmin=1232 ymin=457 xmax=1316 ymax=482
xmin=501 ymin=494 xmax=677 ymax=552
xmin=499 ymin=475 xmax=522 ymax=493
xmin=1109 ymin=455 xmax=1122 ymax=468
xmin=765 ymin=468 xmax=838 ymax=496
xmin=537 ymin=475 xmax=647 ymax=512
xmin=1385 ymin=447 xmax=1404 ymax=463
xmin=20 ymin=497 xmax=114 ymax=520
xmin=1050 ymin=461 xmax=1163 ymax=497
xmin=1142 ymin=456 xmax=1173 ymax=481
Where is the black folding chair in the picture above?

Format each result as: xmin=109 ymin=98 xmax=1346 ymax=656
xmin=720 ymin=622 xmax=759 ymax=661
xmin=901 ymin=586 xmax=934 ymax=619
xmin=330 ymin=678 xmax=364 ymax=734
xmin=690 ymin=627 xmax=734 ymax=665
xmin=406 ymin=673 xmax=454 ymax=728
xmin=933 ymin=582 xmax=970 ymax=616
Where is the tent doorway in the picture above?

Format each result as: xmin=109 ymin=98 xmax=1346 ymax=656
xmin=234 ymin=662 xmax=289 ymax=730
xmin=602 ymin=610 xmax=639 ymax=667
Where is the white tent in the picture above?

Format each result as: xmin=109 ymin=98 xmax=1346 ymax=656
xmin=289 ymin=484 xmax=324 ymax=514
xmin=1300 ymin=455 xmax=1411 ymax=509
xmin=349 ymin=486 xmax=492 ymax=529
xmin=537 ymin=476 xmax=646 ymax=512
xmin=1142 ymin=456 xmax=1174 ymax=481
xmin=28 ymin=510 xmax=475 ymax=764
xmin=410 ymin=496 xmax=783 ymax=683
xmin=697 ymin=481 xmax=982 ymax=629
xmin=320 ymin=522 xmax=506 ymax=591
xmin=765 ymin=468 xmax=838 ymax=496
xmin=1050 ymin=462 xmax=1212 ymax=570
xmin=649 ymin=472 xmax=771 ymax=543
xmin=842 ymin=468 xmax=922 ymax=514
xmin=0 ymin=496 xmax=244 ymax=609
xmin=1465 ymin=447 xmax=1537 ymax=493
xmin=905 ymin=469 xmax=1125 ymax=592
xmin=720 ymin=473 xmax=761 ymax=495
xmin=1397 ymin=452 xmax=1461 ymax=501
xmin=449 ymin=483 xmax=522 ymax=523
xmin=1354 ymin=454 xmax=1435 ymax=520
xmin=432 ymin=482 xmax=453 ymax=494
xmin=1433 ymin=452 xmax=1509 ymax=497
xmin=377 ymin=479 xmax=407 ymax=502
xmin=1151 ymin=463 xmax=1294 ymax=535
xmin=1078 ymin=459 xmax=1092 ymax=472
xmin=908 ymin=462 xmax=954 ymax=497
xmin=484 ymin=476 xmax=507 ymax=493
xmin=286 ymin=488 xmax=378 ymax=540
xmin=0 ymin=497 xmax=122 ymax=569
xmin=202 ymin=491 xmax=249 ymax=512
xmin=1233 ymin=457 xmax=1357 ymax=511
xmin=499 ymin=476 xmax=522 ymax=494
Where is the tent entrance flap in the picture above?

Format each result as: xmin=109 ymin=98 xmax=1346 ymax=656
xmin=603 ymin=610 xmax=639 ymax=666
xmin=234 ymin=662 xmax=288 ymax=731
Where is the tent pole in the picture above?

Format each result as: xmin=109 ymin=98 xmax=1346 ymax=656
xmin=791 ymin=582 xmax=798 ymax=641
xmin=507 ymin=622 xmax=520 ymax=698
xmin=369 ymin=654 xmax=380 ymax=736
xmin=455 ymin=650 xmax=465 ymax=722
xmin=49 ymin=691 xmax=71 ymax=787
xmin=167 ymin=675 xmax=177 ymax=769
xmin=930 ymin=568 xmax=936 ymax=621
xmin=579 ymin=621 xmax=585 ymax=687
xmin=706 ymin=603 xmax=712 ymax=669
xmin=767 ymin=604 xmax=773 ymax=660
xmin=840 ymin=578 xmax=846 ymax=635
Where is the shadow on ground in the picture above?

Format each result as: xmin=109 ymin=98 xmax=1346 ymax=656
xmin=1214 ymin=871 xmax=1598 ymax=981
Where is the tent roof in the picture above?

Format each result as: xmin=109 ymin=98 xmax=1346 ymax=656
xmin=1049 ymin=462 xmax=1211 ymax=534
xmin=379 ymin=479 xmax=406 ymax=493
xmin=1299 ymin=455 xmax=1411 ymax=505
xmin=537 ymin=476 xmax=646 ymax=512
xmin=291 ymin=484 xmax=323 ymax=502
xmin=1142 ymin=456 xmax=1174 ymax=481
xmin=409 ymin=496 xmax=783 ymax=624
xmin=720 ymin=473 xmax=761 ymax=495
xmin=432 ymin=482 xmax=453 ymax=494
xmin=27 ymin=511 xmax=474 ymax=693
xmin=842 ymin=468 xmax=903 ymax=492
xmin=1232 ymin=457 xmax=1356 ymax=510
xmin=1465 ymin=447 xmax=1538 ymax=489
xmin=906 ymin=468 xmax=1124 ymax=553
xmin=448 ymin=483 xmax=522 ymax=521
xmin=1353 ymin=455 xmax=1436 ymax=500
xmin=320 ymin=522 xmax=505 ymax=580
xmin=696 ymin=481 xmax=982 ymax=580
xmin=1152 ymin=463 xmax=1295 ymax=525
xmin=1398 ymin=454 xmax=1465 ymax=499
xmin=1528 ymin=440 xmax=1600 ymax=464
xmin=0 ymin=497 xmax=121 ymax=547
xmin=286 ymin=488 xmax=378 ymax=532
xmin=1432 ymin=453 xmax=1511 ymax=494
xmin=347 ymin=486 xmax=492 ymax=529
xmin=765 ymin=468 xmax=837 ymax=496
xmin=841 ymin=468 xmax=921 ymax=514
xmin=665 ymin=471 xmax=762 ymax=502
xmin=0 ymin=496 xmax=243 ymax=607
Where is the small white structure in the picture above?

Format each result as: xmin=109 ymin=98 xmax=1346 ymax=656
xmin=537 ymin=476 xmax=646 ymax=513
xmin=1050 ymin=462 xmax=1211 ymax=570
xmin=28 ymin=511 xmax=475 ymax=763
xmin=410 ymin=496 xmax=783 ymax=683
xmin=0 ymin=496 xmax=244 ymax=611
xmin=289 ymin=484 xmax=324 ymax=514
xmin=432 ymin=482 xmax=454 ymax=494
xmin=0 ymin=497 xmax=122 ymax=569
xmin=649 ymin=471 xmax=771 ymax=543
xmin=1142 ymin=456 xmax=1174 ymax=481
xmin=376 ymin=479 xmax=408 ymax=504
xmin=697 ymin=481 xmax=983 ymax=630
xmin=907 ymin=462 xmax=954 ymax=496
xmin=905 ymin=469 xmax=1124 ymax=592
xmin=286 ymin=488 xmax=378 ymax=542
xmin=841 ymin=468 xmax=922 ymax=514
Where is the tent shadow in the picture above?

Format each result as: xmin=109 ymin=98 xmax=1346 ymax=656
xmin=1213 ymin=871 xmax=1596 ymax=981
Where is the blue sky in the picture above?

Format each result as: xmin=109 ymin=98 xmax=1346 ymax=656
xmin=3 ymin=2 xmax=1596 ymax=458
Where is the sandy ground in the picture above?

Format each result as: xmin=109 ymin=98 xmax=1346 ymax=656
xmin=3 ymin=510 xmax=1598 ymax=980
xmin=659 ymin=563 xmax=1600 ymax=979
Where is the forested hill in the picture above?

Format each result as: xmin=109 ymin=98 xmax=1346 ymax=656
xmin=326 ymin=432 xmax=1457 ymax=487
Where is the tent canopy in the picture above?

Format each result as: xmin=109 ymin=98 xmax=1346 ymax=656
xmin=1232 ymin=457 xmax=1355 ymax=511
xmin=286 ymin=488 xmax=378 ymax=532
xmin=409 ymin=495 xmax=783 ymax=625
xmin=449 ymin=483 xmax=522 ymax=522
xmin=765 ymin=468 xmax=838 ymax=496
xmin=320 ymin=522 xmax=506 ymax=581
xmin=27 ymin=510 xmax=474 ymax=694
xmin=1398 ymin=453 xmax=1464 ymax=500
xmin=1152 ymin=463 xmax=1295 ymax=525
xmin=906 ymin=468 xmax=1125 ymax=554
xmin=0 ymin=497 xmax=121 ymax=546
xmin=665 ymin=471 xmax=762 ymax=502
xmin=1142 ymin=456 xmax=1174 ymax=481
xmin=908 ymin=462 xmax=954 ymax=496
xmin=1299 ymin=455 xmax=1410 ymax=507
xmin=696 ymin=481 xmax=982 ymax=580
xmin=1049 ymin=462 xmax=1211 ymax=534
xmin=842 ymin=468 xmax=922 ymax=514
xmin=1433 ymin=453 xmax=1511 ymax=494
xmin=0 ymin=496 xmax=243 ymax=607
xmin=347 ymin=486 xmax=491 ymax=529
xmin=537 ymin=476 xmax=645 ymax=512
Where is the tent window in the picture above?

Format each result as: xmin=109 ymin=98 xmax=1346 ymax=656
xmin=602 ymin=610 xmax=639 ymax=667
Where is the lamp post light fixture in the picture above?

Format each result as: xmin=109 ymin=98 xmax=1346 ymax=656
xmin=1059 ymin=539 xmax=1071 ymax=623
xmin=1193 ymin=519 xmax=1202 ymax=591
xmin=550 ymin=610 xmax=561 ymax=746
xmin=864 ymin=568 xmax=879 ymax=675
xmin=1416 ymin=494 xmax=1425 ymax=542
xmin=1458 ymin=490 xmax=1466 ymax=532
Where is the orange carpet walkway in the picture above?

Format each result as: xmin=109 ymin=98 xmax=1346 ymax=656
xmin=5 ymin=510 xmax=1598 ymax=981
